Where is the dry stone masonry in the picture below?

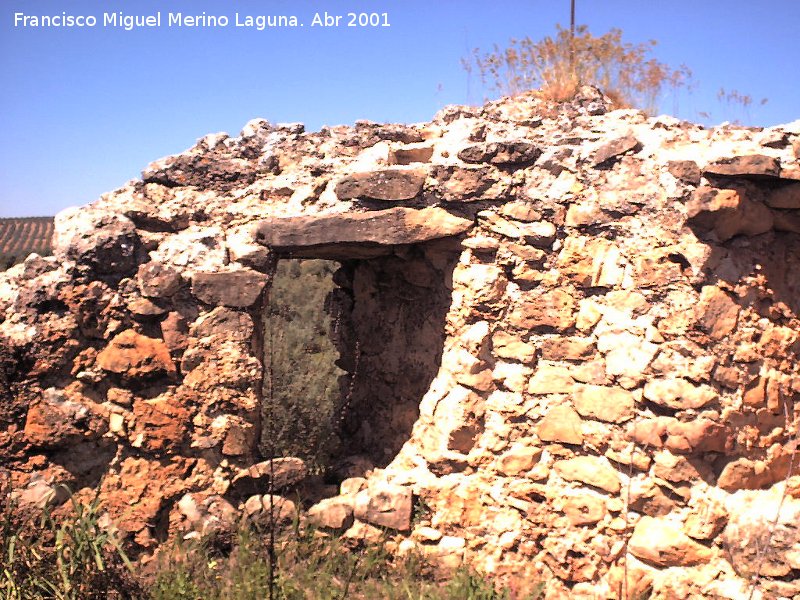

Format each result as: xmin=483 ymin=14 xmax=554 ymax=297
xmin=2 ymin=86 xmax=800 ymax=598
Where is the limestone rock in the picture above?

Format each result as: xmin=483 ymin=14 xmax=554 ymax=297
xmin=722 ymin=486 xmax=800 ymax=577
xmin=562 ymin=493 xmax=607 ymax=526
xmin=458 ymin=140 xmax=541 ymax=166
xmin=508 ymin=289 xmax=576 ymax=331
xmin=695 ymin=286 xmax=739 ymax=339
xmin=307 ymin=496 xmax=355 ymax=530
xmin=592 ymin=134 xmax=641 ymax=167
xmin=354 ymin=482 xmax=412 ymax=531
xmin=230 ymin=457 xmax=308 ymax=496
xmin=643 ymin=378 xmax=718 ymax=410
xmin=554 ymin=456 xmax=620 ymax=493
xmin=191 ymin=268 xmax=269 ymax=307
xmin=572 ymin=384 xmax=636 ymax=423
xmin=628 ymin=516 xmax=713 ymax=567
xmin=243 ymin=494 xmax=297 ymax=527
xmin=335 ymin=168 xmax=426 ymax=201
xmin=703 ymin=154 xmax=781 ymax=179
xmin=686 ymin=186 xmax=773 ymax=241
xmin=528 ymin=365 xmax=575 ymax=395
xmin=256 ymin=207 xmax=472 ymax=256
xmin=54 ymin=208 xmax=141 ymax=275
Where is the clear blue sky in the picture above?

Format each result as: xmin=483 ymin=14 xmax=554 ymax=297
xmin=1 ymin=0 xmax=798 ymax=217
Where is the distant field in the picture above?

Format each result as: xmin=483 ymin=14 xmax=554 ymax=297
xmin=0 ymin=216 xmax=54 ymax=270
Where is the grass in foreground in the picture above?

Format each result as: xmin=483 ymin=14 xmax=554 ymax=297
xmin=2 ymin=486 xmax=543 ymax=600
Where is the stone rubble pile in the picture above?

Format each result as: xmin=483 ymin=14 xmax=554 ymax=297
xmin=2 ymin=86 xmax=800 ymax=598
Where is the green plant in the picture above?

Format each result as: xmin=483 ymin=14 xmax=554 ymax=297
xmin=1 ymin=483 xmax=137 ymax=600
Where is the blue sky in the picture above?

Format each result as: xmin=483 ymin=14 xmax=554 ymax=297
xmin=1 ymin=0 xmax=798 ymax=217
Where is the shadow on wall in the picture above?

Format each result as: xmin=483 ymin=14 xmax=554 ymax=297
xmin=683 ymin=162 xmax=800 ymax=491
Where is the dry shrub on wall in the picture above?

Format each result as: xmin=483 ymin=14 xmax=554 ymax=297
xmin=463 ymin=25 xmax=693 ymax=113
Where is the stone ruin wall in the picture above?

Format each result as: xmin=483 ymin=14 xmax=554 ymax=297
xmin=2 ymin=87 xmax=800 ymax=597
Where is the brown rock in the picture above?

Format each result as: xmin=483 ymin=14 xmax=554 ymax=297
xmin=628 ymin=480 xmax=677 ymax=517
xmin=572 ymin=384 xmax=636 ymax=423
xmin=389 ymin=144 xmax=434 ymax=165
xmin=716 ymin=455 xmax=791 ymax=491
xmin=722 ymin=488 xmax=800 ymax=577
xmin=128 ymin=297 xmax=167 ymax=317
xmin=592 ymin=134 xmax=641 ymax=167
xmin=528 ymin=365 xmax=575 ymax=395
xmin=353 ymin=482 xmax=412 ymax=531
xmin=131 ymin=396 xmax=189 ymax=454
xmin=192 ymin=268 xmax=268 ymax=308
xmin=765 ymin=181 xmax=800 ymax=208
xmin=491 ymin=331 xmax=536 ymax=363
xmin=230 ymin=457 xmax=308 ymax=496
xmin=161 ymin=312 xmax=188 ymax=351
xmin=431 ymin=165 xmax=496 ymax=201
xmin=536 ymin=404 xmax=583 ymax=445
xmin=642 ymin=378 xmax=718 ymax=410
xmin=554 ymin=456 xmax=621 ymax=493
xmin=23 ymin=388 xmax=97 ymax=448
xmin=562 ymin=494 xmax=607 ymax=526
xmin=137 ymin=261 xmax=182 ymax=298
xmin=684 ymin=497 xmax=727 ymax=540
xmin=664 ymin=418 xmax=730 ymax=454
xmin=652 ymin=450 xmax=702 ymax=483
xmin=628 ymin=516 xmax=713 ymax=566
xmin=695 ymin=286 xmax=739 ymax=339
xmin=508 ymin=289 xmax=576 ymax=331
xmin=335 ymin=168 xmax=426 ymax=201
xmin=307 ymin=497 xmax=355 ymax=530
xmin=667 ymin=160 xmax=701 ymax=185
xmin=96 ymin=329 xmax=177 ymax=381
xmin=539 ymin=337 xmax=594 ymax=361
xmin=704 ymin=154 xmax=781 ymax=179
xmin=770 ymin=207 xmax=800 ymax=234
xmin=686 ymin=186 xmax=773 ymax=241
xmin=256 ymin=207 xmax=473 ymax=257
xmin=458 ymin=141 xmax=541 ymax=166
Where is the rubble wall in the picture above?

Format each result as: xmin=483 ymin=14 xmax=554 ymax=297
xmin=2 ymin=87 xmax=800 ymax=597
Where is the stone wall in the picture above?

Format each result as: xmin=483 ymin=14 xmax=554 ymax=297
xmin=2 ymin=86 xmax=800 ymax=597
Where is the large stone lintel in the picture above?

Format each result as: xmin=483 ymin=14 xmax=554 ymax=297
xmin=255 ymin=207 xmax=473 ymax=258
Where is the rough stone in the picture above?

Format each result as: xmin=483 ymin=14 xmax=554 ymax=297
xmin=191 ymin=268 xmax=269 ymax=308
xmin=335 ymin=168 xmax=426 ymax=201
xmin=554 ymin=456 xmax=621 ymax=493
xmin=628 ymin=516 xmax=713 ymax=567
xmin=592 ymin=134 xmax=641 ymax=167
xmin=96 ymin=329 xmax=177 ymax=381
xmin=703 ymin=154 xmax=781 ymax=179
xmin=458 ymin=140 xmax=541 ymax=166
xmin=256 ymin=207 xmax=472 ymax=256
xmin=642 ymin=378 xmax=718 ymax=410
xmin=307 ymin=497 xmax=355 ymax=530
xmin=353 ymin=482 xmax=413 ymax=531
xmin=508 ymin=289 xmax=576 ymax=331
xmin=695 ymin=286 xmax=739 ymax=339
xmin=572 ymin=384 xmax=636 ymax=423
